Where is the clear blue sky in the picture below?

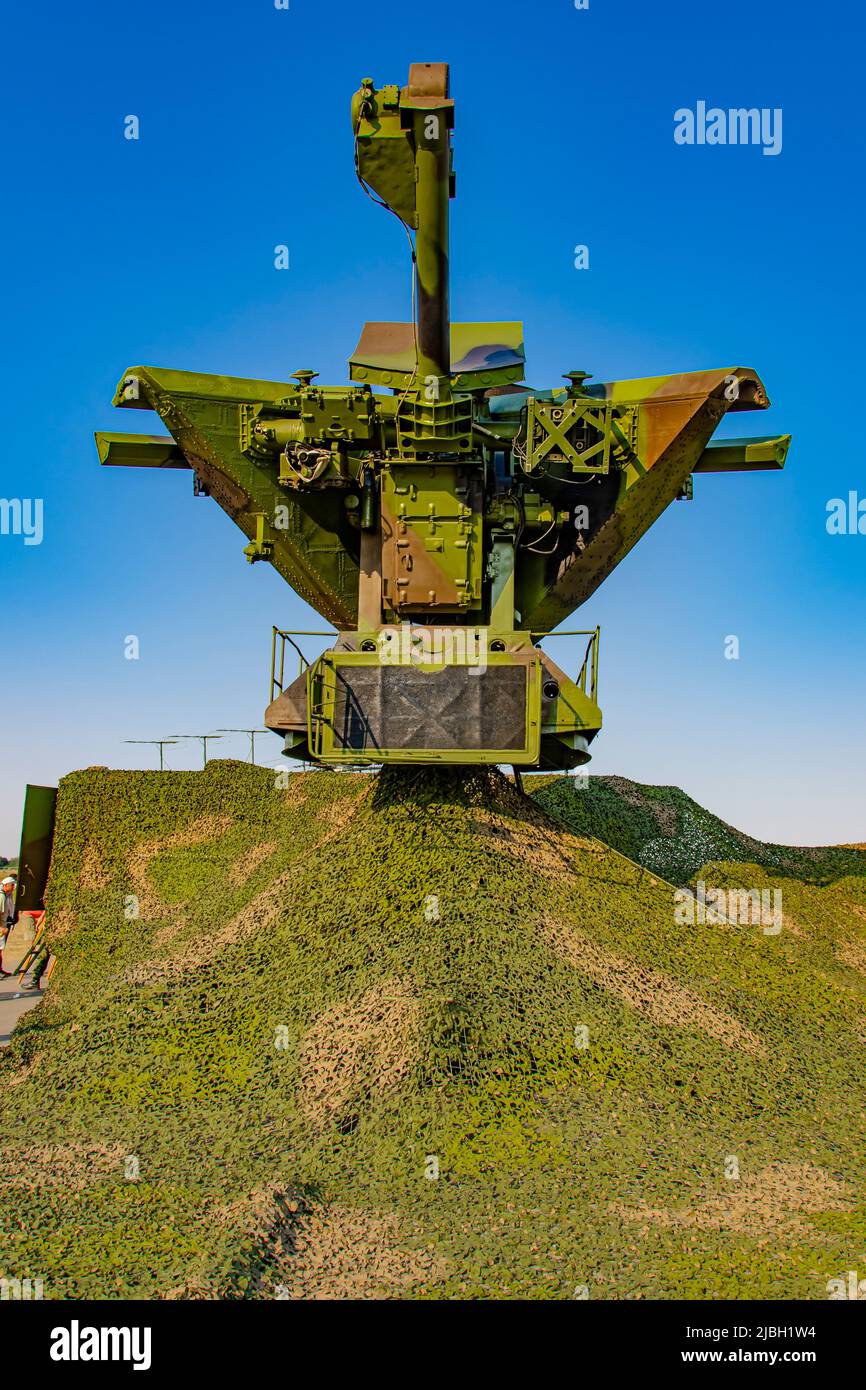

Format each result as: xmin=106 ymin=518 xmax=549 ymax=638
xmin=2 ymin=0 xmax=864 ymax=852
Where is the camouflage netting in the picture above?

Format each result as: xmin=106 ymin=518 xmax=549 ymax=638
xmin=532 ymin=773 xmax=866 ymax=887
xmin=2 ymin=762 xmax=866 ymax=1299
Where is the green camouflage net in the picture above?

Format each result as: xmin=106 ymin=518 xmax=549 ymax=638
xmin=1 ymin=762 xmax=865 ymax=1299
xmin=533 ymin=773 xmax=866 ymax=887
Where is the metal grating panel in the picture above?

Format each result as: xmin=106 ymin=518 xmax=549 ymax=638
xmin=331 ymin=664 xmax=528 ymax=752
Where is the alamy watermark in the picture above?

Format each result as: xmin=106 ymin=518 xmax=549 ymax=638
xmin=0 ymin=497 xmax=43 ymax=546
xmin=0 ymin=1276 xmax=43 ymax=1300
xmin=674 ymin=102 xmax=782 ymax=157
xmin=377 ymin=624 xmax=488 ymax=673
xmin=826 ymin=491 xmax=865 ymax=535
xmin=827 ymin=1270 xmax=866 ymax=1299
xmin=50 ymin=1321 xmax=151 ymax=1370
xmin=674 ymin=881 xmax=782 ymax=935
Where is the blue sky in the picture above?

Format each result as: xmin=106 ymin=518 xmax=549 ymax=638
xmin=1 ymin=0 xmax=864 ymax=852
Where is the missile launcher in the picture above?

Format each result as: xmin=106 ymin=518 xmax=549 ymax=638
xmin=97 ymin=62 xmax=788 ymax=770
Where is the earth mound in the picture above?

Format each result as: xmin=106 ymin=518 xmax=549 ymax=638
xmin=2 ymin=763 xmax=865 ymax=1299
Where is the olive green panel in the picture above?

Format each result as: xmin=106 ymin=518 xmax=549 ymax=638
xmin=594 ymin=366 xmax=769 ymax=412
xmin=522 ymin=368 xmax=774 ymax=631
xmin=695 ymin=434 xmax=790 ymax=472
xmin=352 ymin=81 xmax=418 ymax=224
xmin=96 ymin=433 xmax=189 ymax=469
xmin=15 ymin=784 xmax=57 ymax=916
xmin=308 ymin=650 xmax=542 ymax=765
xmin=106 ymin=366 xmax=361 ymax=628
xmin=380 ymin=466 xmax=483 ymax=615
xmin=349 ymin=321 xmax=525 ymax=390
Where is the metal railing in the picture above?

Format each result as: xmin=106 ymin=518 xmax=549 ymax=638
xmin=270 ymin=627 xmax=336 ymax=704
xmin=272 ymin=624 xmax=600 ymax=716
xmin=535 ymin=627 xmax=600 ymax=704
xmin=306 ymin=653 xmax=332 ymax=761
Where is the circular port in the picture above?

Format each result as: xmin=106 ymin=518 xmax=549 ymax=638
xmin=490 ymin=640 xmax=506 ymax=652
xmin=360 ymin=639 xmax=377 ymax=652
xmin=543 ymin=679 xmax=560 ymax=700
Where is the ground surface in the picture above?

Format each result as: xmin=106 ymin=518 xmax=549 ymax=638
xmin=0 ymin=975 xmax=43 ymax=1047
xmin=1 ymin=763 xmax=865 ymax=1300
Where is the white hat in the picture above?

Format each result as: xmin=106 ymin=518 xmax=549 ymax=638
xmin=1 ymin=876 xmax=15 ymax=886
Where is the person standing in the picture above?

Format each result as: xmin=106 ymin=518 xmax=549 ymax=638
xmin=21 ymin=938 xmax=49 ymax=991
xmin=1 ymin=875 xmax=15 ymax=928
xmin=0 ymin=875 xmax=16 ymax=975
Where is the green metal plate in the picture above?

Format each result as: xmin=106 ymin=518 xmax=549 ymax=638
xmin=310 ymin=652 xmax=542 ymax=764
xmin=15 ymin=784 xmax=57 ymax=916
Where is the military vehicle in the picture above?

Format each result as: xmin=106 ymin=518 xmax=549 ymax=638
xmin=96 ymin=62 xmax=788 ymax=771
